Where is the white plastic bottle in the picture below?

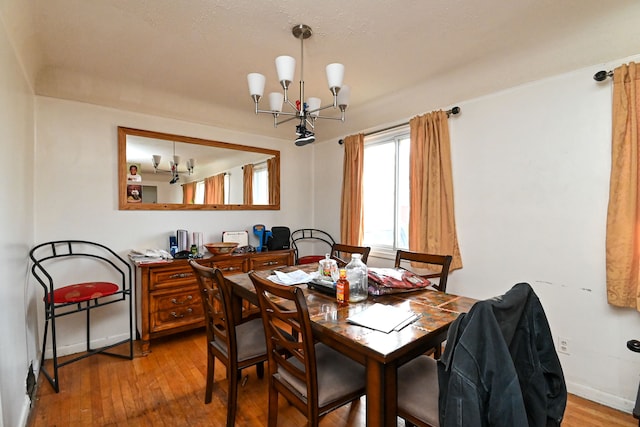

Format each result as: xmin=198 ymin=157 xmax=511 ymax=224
xmin=346 ymin=253 xmax=368 ymax=302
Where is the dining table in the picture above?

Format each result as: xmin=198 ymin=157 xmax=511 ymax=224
xmin=225 ymin=264 xmax=476 ymax=427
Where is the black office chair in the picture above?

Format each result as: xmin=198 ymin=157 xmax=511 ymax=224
xmin=628 ymin=339 xmax=640 ymax=426
xmin=290 ymin=228 xmax=336 ymax=264
xmin=29 ymin=240 xmax=134 ymax=392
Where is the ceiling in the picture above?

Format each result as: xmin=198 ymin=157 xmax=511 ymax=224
xmin=6 ymin=0 xmax=640 ymax=144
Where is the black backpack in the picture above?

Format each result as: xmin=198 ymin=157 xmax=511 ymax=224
xmin=267 ymin=226 xmax=291 ymax=251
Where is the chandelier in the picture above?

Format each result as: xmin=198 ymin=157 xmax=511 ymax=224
xmin=151 ymin=142 xmax=194 ymax=184
xmin=247 ymin=24 xmax=350 ymax=146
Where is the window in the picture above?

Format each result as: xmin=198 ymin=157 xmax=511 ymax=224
xmin=363 ymin=128 xmax=410 ymax=255
xmin=252 ymin=163 xmax=269 ymax=204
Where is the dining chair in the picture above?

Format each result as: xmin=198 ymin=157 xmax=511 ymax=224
xmin=189 ymin=260 xmax=267 ymax=427
xmin=395 ymin=250 xmax=453 ymax=358
xmin=330 ymin=243 xmax=371 ymax=266
xmin=249 ymin=272 xmax=366 ymax=427
xmin=397 ymin=355 xmax=440 ymax=427
xmin=398 ymin=282 xmax=567 ymax=427
xmin=29 ymin=240 xmax=134 ymax=393
xmin=394 ymin=250 xmax=452 ymax=292
xmin=628 ymin=339 xmax=640 ymax=426
xmin=290 ymin=228 xmax=336 ymax=264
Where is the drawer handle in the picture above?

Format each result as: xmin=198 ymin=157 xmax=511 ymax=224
xmin=221 ymin=266 xmax=240 ymax=272
xmin=170 ymin=308 xmax=193 ymax=318
xmin=169 ymin=272 xmax=193 ymax=279
xmin=171 ymin=295 xmax=193 ymax=305
xmin=264 ymin=261 xmax=279 ymax=266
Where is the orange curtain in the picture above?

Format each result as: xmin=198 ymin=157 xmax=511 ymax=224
xmin=243 ymin=164 xmax=254 ymax=205
xmin=340 ymin=133 xmax=365 ymax=245
xmin=204 ymin=174 xmax=224 ymax=204
xmin=268 ymin=157 xmax=280 ymax=205
xmin=606 ymin=62 xmax=640 ymax=311
xmin=409 ymin=110 xmax=462 ymax=271
xmin=182 ymin=182 xmax=197 ymax=204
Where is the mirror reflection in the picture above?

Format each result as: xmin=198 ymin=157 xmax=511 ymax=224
xmin=118 ymin=127 xmax=280 ymax=210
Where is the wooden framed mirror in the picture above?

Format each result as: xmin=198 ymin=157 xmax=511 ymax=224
xmin=118 ymin=127 xmax=280 ymax=210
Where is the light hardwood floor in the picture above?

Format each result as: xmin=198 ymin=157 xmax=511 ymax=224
xmin=27 ymin=329 xmax=637 ymax=427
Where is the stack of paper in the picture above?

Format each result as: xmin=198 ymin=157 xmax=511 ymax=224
xmin=347 ymin=303 xmax=420 ymax=333
xmin=267 ymin=269 xmax=313 ymax=286
xmin=129 ymin=249 xmax=171 ymax=264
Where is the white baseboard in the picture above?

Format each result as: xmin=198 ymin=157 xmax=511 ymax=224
xmin=567 ymin=380 xmax=635 ymax=414
xmin=17 ymin=395 xmax=31 ymax=427
xmin=43 ymin=332 xmax=131 ymax=359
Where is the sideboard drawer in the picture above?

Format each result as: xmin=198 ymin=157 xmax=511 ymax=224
xmin=210 ymin=257 xmax=246 ymax=275
xmin=249 ymin=252 xmax=293 ymax=271
xmin=149 ymin=266 xmax=196 ymax=290
xmin=150 ymin=288 xmax=203 ymax=333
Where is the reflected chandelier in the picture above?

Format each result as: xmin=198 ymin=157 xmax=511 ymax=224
xmin=151 ymin=142 xmax=195 ymax=184
xmin=247 ymin=24 xmax=350 ymax=146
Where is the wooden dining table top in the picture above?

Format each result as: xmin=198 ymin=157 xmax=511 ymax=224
xmin=225 ymin=263 xmax=476 ymax=426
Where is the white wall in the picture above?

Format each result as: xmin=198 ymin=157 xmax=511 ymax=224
xmin=32 ymin=96 xmax=314 ymax=357
xmin=314 ymin=56 xmax=640 ymax=413
xmin=0 ymin=11 xmax=36 ymax=427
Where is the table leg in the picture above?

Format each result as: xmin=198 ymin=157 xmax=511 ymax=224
xmin=366 ymin=358 xmax=398 ymax=427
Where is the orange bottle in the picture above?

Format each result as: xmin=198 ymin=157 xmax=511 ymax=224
xmin=336 ymin=268 xmax=350 ymax=305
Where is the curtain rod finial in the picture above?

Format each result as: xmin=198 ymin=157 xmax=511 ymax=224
xmin=594 ymin=70 xmax=613 ymax=81
xmin=338 ymin=139 xmax=344 ymax=145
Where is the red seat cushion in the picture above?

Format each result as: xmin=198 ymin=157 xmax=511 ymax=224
xmin=46 ymin=282 xmax=119 ymax=304
xmin=298 ymin=255 xmax=325 ymax=265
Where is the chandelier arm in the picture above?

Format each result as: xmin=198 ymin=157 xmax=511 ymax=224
xmin=311 ymin=112 xmax=346 ymax=122
xmin=254 ymin=108 xmax=299 ymax=117
xmin=274 ymin=115 xmax=300 ymax=126
xmin=309 ymin=100 xmax=341 ymax=115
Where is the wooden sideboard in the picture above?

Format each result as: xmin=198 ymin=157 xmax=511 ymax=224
xmin=133 ymin=249 xmax=294 ymax=354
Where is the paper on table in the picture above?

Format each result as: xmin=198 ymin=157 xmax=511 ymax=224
xmin=268 ymin=269 xmax=314 ymax=286
xmin=347 ymin=303 xmax=418 ymax=333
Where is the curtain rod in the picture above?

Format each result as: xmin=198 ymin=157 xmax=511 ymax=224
xmin=338 ymin=106 xmax=461 ymax=144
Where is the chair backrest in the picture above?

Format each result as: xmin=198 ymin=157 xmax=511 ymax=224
xmin=29 ymin=240 xmax=131 ymax=301
xmin=331 ymin=243 xmax=371 ymax=266
xmin=249 ymin=272 xmax=320 ymax=408
xmin=189 ymin=260 xmax=236 ymax=356
xmin=290 ymin=228 xmax=336 ymax=264
xmin=394 ymin=250 xmax=452 ymax=292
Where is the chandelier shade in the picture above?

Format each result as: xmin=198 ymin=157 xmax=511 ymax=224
xmin=247 ymin=24 xmax=349 ymax=146
xmin=275 ymin=56 xmax=295 ymax=87
xmin=151 ymin=142 xmax=195 ymax=183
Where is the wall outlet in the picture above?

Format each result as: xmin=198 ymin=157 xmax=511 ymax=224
xmin=558 ymin=336 xmax=571 ymax=355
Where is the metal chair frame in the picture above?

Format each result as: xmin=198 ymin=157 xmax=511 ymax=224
xmin=290 ymin=228 xmax=336 ymax=264
xmin=29 ymin=240 xmax=134 ymax=392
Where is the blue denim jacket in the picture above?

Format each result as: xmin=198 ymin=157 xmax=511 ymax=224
xmin=438 ymin=283 xmax=566 ymax=427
